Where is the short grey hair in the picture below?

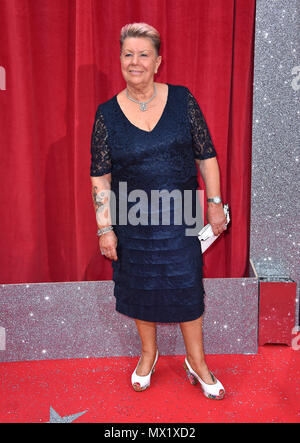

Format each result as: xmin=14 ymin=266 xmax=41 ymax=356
xmin=120 ymin=22 xmax=161 ymax=56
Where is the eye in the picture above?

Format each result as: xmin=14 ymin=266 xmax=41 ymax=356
xmin=140 ymin=54 xmax=148 ymax=57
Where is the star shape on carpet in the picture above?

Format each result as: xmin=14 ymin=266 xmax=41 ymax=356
xmin=48 ymin=406 xmax=87 ymax=423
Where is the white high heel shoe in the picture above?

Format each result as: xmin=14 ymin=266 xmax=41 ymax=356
xmin=184 ymin=357 xmax=225 ymax=400
xmin=131 ymin=350 xmax=159 ymax=392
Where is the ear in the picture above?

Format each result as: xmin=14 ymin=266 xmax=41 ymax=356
xmin=155 ymin=55 xmax=162 ymax=73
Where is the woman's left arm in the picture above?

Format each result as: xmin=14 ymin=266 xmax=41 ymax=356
xmin=186 ymin=87 xmax=227 ymax=235
xmin=197 ymin=157 xmax=227 ymax=236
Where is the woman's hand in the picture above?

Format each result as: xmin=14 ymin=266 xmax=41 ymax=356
xmin=206 ymin=203 xmax=227 ymax=236
xmin=99 ymin=230 xmax=118 ymax=261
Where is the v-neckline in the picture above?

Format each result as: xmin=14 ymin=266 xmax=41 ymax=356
xmin=114 ymin=83 xmax=170 ymax=134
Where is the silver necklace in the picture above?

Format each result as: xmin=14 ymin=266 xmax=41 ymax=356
xmin=125 ymin=84 xmax=157 ymax=111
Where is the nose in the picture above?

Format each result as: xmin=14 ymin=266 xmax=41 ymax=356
xmin=132 ymin=54 xmax=139 ymax=64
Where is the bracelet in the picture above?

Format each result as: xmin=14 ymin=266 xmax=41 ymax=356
xmin=97 ymin=226 xmax=113 ymax=237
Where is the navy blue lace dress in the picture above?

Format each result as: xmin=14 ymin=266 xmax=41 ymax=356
xmin=90 ymin=84 xmax=217 ymax=323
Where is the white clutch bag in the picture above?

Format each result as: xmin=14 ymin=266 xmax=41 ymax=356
xmin=198 ymin=204 xmax=230 ymax=253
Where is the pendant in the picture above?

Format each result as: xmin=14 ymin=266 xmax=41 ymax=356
xmin=140 ymin=102 xmax=147 ymax=111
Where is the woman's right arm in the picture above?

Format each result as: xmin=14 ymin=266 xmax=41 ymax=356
xmin=91 ymin=173 xmax=118 ymax=261
xmin=91 ymin=172 xmax=112 ymax=229
xmin=90 ymin=106 xmax=117 ymax=261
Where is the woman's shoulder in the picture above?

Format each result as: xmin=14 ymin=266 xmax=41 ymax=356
xmin=97 ymin=94 xmax=116 ymax=110
xmin=167 ymin=83 xmax=192 ymax=101
xmin=93 ymin=93 xmax=117 ymax=122
xmin=168 ymin=83 xmax=190 ymax=92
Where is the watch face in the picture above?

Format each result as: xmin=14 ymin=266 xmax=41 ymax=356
xmin=207 ymin=197 xmax=222 ymax=203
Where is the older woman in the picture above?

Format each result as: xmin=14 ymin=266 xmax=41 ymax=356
xmin=90 ymin=23 xmax=227 ymax=400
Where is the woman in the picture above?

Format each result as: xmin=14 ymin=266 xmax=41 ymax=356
xmin=90 ymin=23 xmax=227 ymax=400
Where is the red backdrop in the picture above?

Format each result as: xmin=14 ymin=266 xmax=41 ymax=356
xmin=0 ymin=0 xmax=255 ymax=283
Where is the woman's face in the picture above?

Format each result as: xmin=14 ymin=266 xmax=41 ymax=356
xmin=120 ymin=37 xmax=162 ymax=87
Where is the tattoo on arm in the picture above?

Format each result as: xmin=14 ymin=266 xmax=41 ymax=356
xmin=92 ymin=185 xmax=110 ymax=226
xmin=92 ymin=186 xmax=106 ymax=211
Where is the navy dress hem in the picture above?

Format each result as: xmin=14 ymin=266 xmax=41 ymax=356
xmin=115 ymin=298 xmax=205 ymax=323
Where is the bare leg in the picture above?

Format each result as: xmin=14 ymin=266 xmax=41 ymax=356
xmin=180 ymin=315 xmax=216 ymax=385
xmin=134 ymin=319 xmax=158 ymax=376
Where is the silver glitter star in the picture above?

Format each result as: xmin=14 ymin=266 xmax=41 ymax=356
xmin=48 ymin=406 xmax=87 ymax=423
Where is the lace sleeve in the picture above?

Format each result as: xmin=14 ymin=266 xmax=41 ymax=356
xmin=187 ymin=90 xmax=217 ymax=160
xmin=90 ymin=106 xmax=112 ymax=176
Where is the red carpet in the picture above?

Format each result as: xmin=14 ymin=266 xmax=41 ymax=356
xmin=0 ymin=345 xmax=299 ymax=423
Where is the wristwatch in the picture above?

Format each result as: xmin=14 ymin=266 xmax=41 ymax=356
xmin=207 ymin=196 xmax=222 ymax=204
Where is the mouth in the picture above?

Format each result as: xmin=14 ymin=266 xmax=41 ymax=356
xmin=129 ymin=70 xmax=143 ymax=74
